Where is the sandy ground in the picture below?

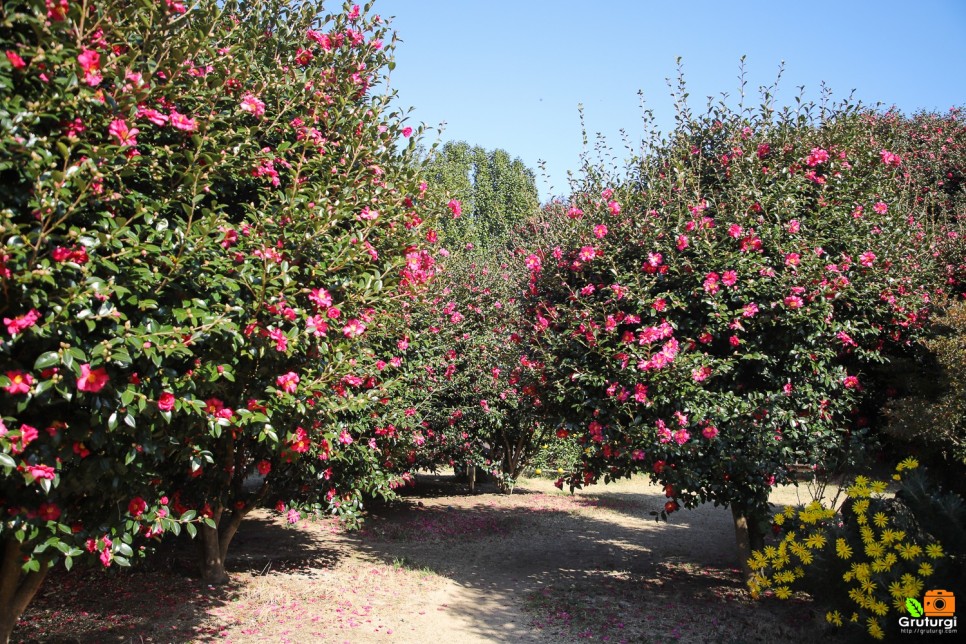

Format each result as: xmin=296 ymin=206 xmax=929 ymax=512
xmin=14 ymin=474 xmax=843 ymax=644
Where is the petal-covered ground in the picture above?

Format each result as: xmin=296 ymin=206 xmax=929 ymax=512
xmin=14 ymin=475 xmax=841 ymax=643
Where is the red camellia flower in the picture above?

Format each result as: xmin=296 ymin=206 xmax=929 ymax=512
xmin=158 ymin=392 xmax=175 ymax=411
xmin=76 ymin=364 xmax=109 ymax=393
xmin=128 ymin=497 xmax=147 ymax=517
xmin=5 ymin=50 xmax=26 ymax=69
xmin=447 ymin=199 xmax=462 ymax=218
xmin=664 ymin=500 xmax=679 ymax=514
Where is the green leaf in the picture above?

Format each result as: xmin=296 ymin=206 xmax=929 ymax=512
xmin=0 ymin=453 xmax=16 ymax=469
xmin=33 ymin=352 xmax=60 ymax=370
xmin=906 ymin=597 xmax=924 ymax=617
xmin=185 ymin=522 xmax=197 ymax=538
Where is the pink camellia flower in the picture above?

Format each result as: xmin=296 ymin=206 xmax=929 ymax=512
xmin=276 ymin=371 xmax=299 ymax=393
xmin=108 ymin=119 xmax=139 ymax=147
xmin=691 ymin=366 xmax=712 ymax=382
xmin=5 ymin=50 xmax=26 ymax=69
xmin=578 ymin=246 xmax=597 ymax=262
xmin=338 ymin=429 xmax=354 ymax=445
xmin=721 ymin=270 xmax=738 ymax=287
xmin=239 ymin=93 xmax=266 ymax=118
xmin=742 ymin=302 xmax=759 ymax=318
xmin=286 ymin=508 xmax=301 ymax=524
xmin=77 ymin=364 xmax=109 ymax=393
xmin=567 ymin=205 xmax=584 ymax=219
xmin=401 ymin=126 xmax=413 ymax=137
xmin=127 ymin=497 xmax=147 ymax=517
xmin=673 ymin=429 xmax=690 ymax=445
xmin=593 ymin=224 xmax=608 ymax=238
xmin=290 ymin=427 xmax=311 ymax=453
xmin=77 ymin=49 xmax=102 ymax=86
xmin=607 ymin=201 xmax=621 ymax=215
xmin=46 ymin=0 xmax=68 ymax=21
xmin=357 ymin=206 xmax=379 ymax=221
xmin=859 ymin=251 xmax=876 ymax=267
xmin=783 ymin=295 xmax=804 ymax=309
xmin=342 ymin=319 xmax=366 ymax=338
xmin=447 ymin=199 xmax=462 ymax=218
xmin=525 ymin=254 xmax=542 ymax=271
xmin=879 ymin=149 xmax=902 ymax=167
xmin=787 ymin=219 xmax=801 ymax=234
xmin=784 ymin=252 xmax=800 ymax=267
xmin=702 ymin=425 xmax=719 ymax=440
xmin=169 ymin=111 xmax=197 ymax=132
xmin=873 ymin=201 xmax=888 ymax=214
xmin=25 ymin=463 xmax=56 ymax=481
xmin=805 ymin=147 xmax=830 ymax=167
xmin=4 ymin=308 xmax=41 ymax=336
xmin=309 ymin=287 xmax=333 ymax=309
xmin=158 ymin=392 xmax=175 ymax=411
xmin=676 ymin=235 xmax=689 ymax=251
xmin=137 ymin=106 xmax=169 ymax=126
xmin=843 ymin=375 xmax=861 ymax=390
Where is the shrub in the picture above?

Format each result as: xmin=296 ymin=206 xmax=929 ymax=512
xmin=523 ymin=85 xmax=942 ymax=578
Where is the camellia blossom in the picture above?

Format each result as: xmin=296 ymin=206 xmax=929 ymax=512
xmin=5 ymin=50 xmax=26 ymax=69
xmin=108 ymin=119 xmax=139 ymax=147
xmin=169 ymin=111 xmax=198 ymax=132
xmin=127 ymin=497 xmax=147 ymax=517
xmin=594 ymin=224 xmax=608 ymax=238
xmin=4 ymin=308 xmax=41 ymax=336
xmin=276 ymin=371 xmax=300 ymax=393
xmin=76 ymin=364 xmax=109 ymax=393
xmin=239 ymin=93 xmax=266 ymax=117
xmin=447 ymin=199 xmax=462 ymax=218
xmin=873 ymin=201 xmax=888 ymax=214
xmin=859 ymin=251 xmax=876 ymax=267
xmin=702 ymin=425 xmax=719 ymax=440
xmin=158 ymin=392 xmax=175 ymax=411
xmin=578 ymin=246 xmax=597 ymax=262
xmin=342 ymin=319 xmax=366 ymax=338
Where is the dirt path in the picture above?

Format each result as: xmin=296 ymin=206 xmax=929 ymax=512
xmin=15 ymin=475 xmax=838 ymax=643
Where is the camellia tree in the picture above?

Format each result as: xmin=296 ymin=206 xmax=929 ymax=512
xmin=0 ymin=0 xmax=438 ymax=635
xmin=523 ymin=90 xmax=944 ymax=579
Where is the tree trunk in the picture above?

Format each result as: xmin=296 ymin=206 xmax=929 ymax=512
xmin=0 ymin=538 xmax=50 ymax=644
xmin=466 ymin=462 xmax=476 ymax=493
xmin=732 ymin=506 xmax=766 ymax=584
xmin=198 ymin=505 xmax=249 ymax=585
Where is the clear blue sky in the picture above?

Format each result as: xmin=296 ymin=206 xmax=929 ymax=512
xmin=377 ymin=0 xmax=965 ymax=200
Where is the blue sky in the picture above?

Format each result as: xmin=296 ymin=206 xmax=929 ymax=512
xmin=377 ymin=1 xmax=965 ymax=200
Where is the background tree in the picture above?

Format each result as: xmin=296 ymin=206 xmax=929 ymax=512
xmin=423 ymin=141 xmax=540 ymax=248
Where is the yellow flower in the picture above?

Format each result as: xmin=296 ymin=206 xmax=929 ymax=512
xmin=850 ymin=612 xmax=860 ymax=623
xmin=826 ymin=610 xmax=843 ymax=627
xmin=860 ymin=526 xmax=875 ymax=544
xmin=872 ymin=512 xmax=888 ymax=528
xmin=852 ymin=562 xmax=871 ymax=581
xmin=868 ymin=617 xmax=885 ymax=640
xmin=897 ymin=456 xmax=919 ymax=471
xmin=763 ymin=545 xmax=778 ymax=559
xmin=883 ymin=552 xmax=897 ymax=569
xmin=870 ymin=600 xmax=889 ymax=617
xmin=871 ymin=558 xmax=891 ymax=573
xmin=896 ymin=543 xmax=923 ymax=561
xmin=853 ymin=499 xmax=870 ymax=514
xmin=870 ymin=480 xmax=888 ymax=494
xmin=805 ymin=533 xmax=827 ymax=549
xmin=836 ymin=538 xmax=853 ymax=559
xmin=926 ymin=543 xmax=944 ymax=559
xmin=773 ymin=513 xmax=786 ymax=526
xmin=774 ymin=586 xmax=792 ymax=599
xmin=918 ymin=562 xmax=934 ymax=577
xmin=783 ymin=505 xmax=796 ymax=518
xmin=860 ymin=578 xmax=877 ymax=594
xmin=865 ymin=541 xmax=885 ymax=558
xmin=888 ymin=581 xmax=903 ymax=599
xmin=880 ymin=529 xmax=898 ymax=544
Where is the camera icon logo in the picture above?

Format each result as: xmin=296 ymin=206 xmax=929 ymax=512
xmin=924 ymin=590 xmax=956 ymax=617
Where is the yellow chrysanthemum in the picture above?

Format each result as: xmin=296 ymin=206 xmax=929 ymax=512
xmin=783 ymin=505 xmax=796 ymax=518
xmin=773 ymin=514 xmax=786 ymax=526
xmin=805 ymin=533 xmax=827 ymax=549
xmin=883 ymin=552 xmax=897 ymax=568
xmin=880 ymin=529 xmax=899 ymax=544
xmin=836 ymin=538 xmax=853 ymax=559
xmin=872 ymin=512 xmax=889 ymax=528
xmin=871 ymin=558 xmax=891 ymax=573
xmin=853 ymin=499 xmax=871 ymax=514
xmin=774 ymin=586 xmax=792 ymax=599
xmin=865 ymin=542 xmax=885 ymax=558
xmin=826 ymin=610 xmax=843 ymax=627
xmin=852 ymin=562 xmax=871 ymax=581
xmin=868 ymin=617 xmax=885 ymax=640
xmin=918 ymin=562 xmax=934 ymax=577
xmin=888 ymin=581 xmax=903 ymax=599
xmin=896 ymin=543 xmax=923 ymax=561
xmin=860 ymin=578 xmax=877 ymax=594
xmin=897 ymin=456 xmax=919 ymax=471
xmin=870 ymin=480 xmax=888 ymax=494
xmin=926 ymin=543 xmax=944 ymax=559
xmin=850 ymin=612 xmax=860 ymax=623
xmin=871 ymin=600 xmax=889 ymax=617
xmin=860 ymin=526 xmax=875 ymax=544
